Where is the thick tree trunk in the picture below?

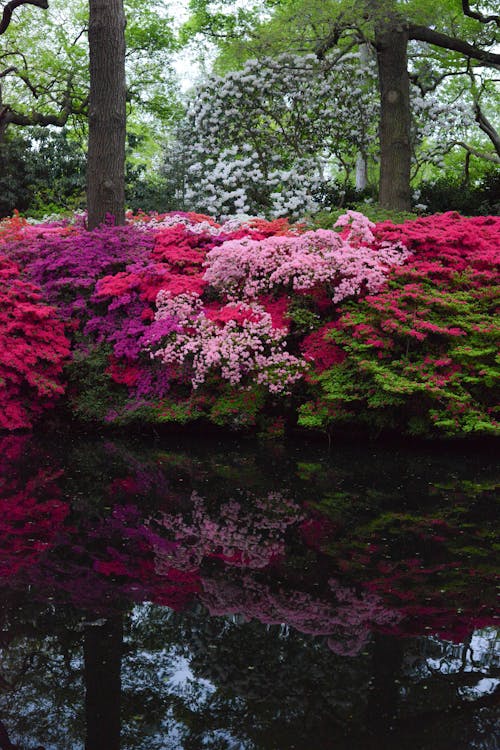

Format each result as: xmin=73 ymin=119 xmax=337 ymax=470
xmin=375 ymin=23 xmax=412 ymax=211
xmin=87 ymin=0 xmax=126 ymax=229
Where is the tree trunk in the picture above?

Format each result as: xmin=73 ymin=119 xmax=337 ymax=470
xmin=87 ymin=0 xmax=126 ymax=229
xmin=355 ymin=42 xmax=370 ymax=192
xmin=375 ymin=23 xmax=412 ymax=211
xmin=355 ymin=153 xmax=368 ymax=191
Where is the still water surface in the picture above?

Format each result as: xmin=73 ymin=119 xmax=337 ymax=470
xmin=0 ymin=433 xmax=498 ymax=749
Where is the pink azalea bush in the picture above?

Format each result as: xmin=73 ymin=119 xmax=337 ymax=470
xmin=148 ymin=292 xmax=306 ymax=394
xmin=204 ymin=211 xmax=409 ymax=302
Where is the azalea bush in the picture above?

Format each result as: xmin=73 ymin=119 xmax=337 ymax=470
xmin=299 ymin=213 xmax=500 ymax=436
xmin=0 ymin=253 xmax=70 ymax=429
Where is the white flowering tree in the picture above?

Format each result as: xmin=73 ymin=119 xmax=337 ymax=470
xmin=165 ymin=52 xmax=379 ymax=218
xmin=181 ymin=0 xmax=500 ymax=211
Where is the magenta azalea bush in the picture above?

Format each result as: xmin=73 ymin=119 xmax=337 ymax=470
xmin=0 ymin=209 xmax=498 ymax=437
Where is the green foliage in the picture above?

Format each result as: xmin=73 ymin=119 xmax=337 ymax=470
xmin=0 ymin=133 xmax=33 ymax=217
xmin=27 ymin=129 xmax=86 ymax=215
xmin=0 ymin=129 xmax=85 ymax=219
xmin=209 ymin=385 xmax=265 ymax=429
xmin=154 ymin=394 xmax=212 ymax=425
xmin=67 ymin=344 xmax=125 ymax=423
xmin=125 ymin=173 xmax=171 ymax=214
xmin=0 ymin=0 xmax=181 ymax=214
xmin=299 ymin=274 xmax=500 ymax=437
xmin=287 ymin=297 xmax=322 ymax=334
xmin=418 ymin=171 xmax=500 ymax=216
xmin=147 ymin=385 xmax=267 ymax=431
xmin=309 ymin=204 xmax=419 ymax=229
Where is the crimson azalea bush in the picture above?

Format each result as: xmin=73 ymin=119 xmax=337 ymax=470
xmin=0 ymin=209 xmax=498 ymax=438
xmin=0 ymin=253 xmax=71 ymax=429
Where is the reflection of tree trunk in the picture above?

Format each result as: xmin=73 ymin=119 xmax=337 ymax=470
xmin=0 ymin=720 xmax=17 ymax=750
xmin=366 ymin=633 xmax=403 ymax=732
xmin=84 ymin=616 xmax=123 ymax=750
xmin=375 ymin=22 xmax=412 ymax=210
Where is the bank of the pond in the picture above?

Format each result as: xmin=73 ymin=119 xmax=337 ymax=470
xmin=1 ymin=210 xmax=498 ymax=439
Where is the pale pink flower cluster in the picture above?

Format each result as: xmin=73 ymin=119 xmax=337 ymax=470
xmin=204 ymin=212 xmax=409 ymax=303
xmin=333 ymin=209 xmax=376 ymax=244
xmin=153 ymin=490 xmax=302 ymax=572
xmin=200 ymin=573 xmax=401 ymax=656
xmin=149 ymin=292 xmax=307 ymax=393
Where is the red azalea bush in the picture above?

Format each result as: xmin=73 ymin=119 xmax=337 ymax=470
xmin=0 ymin=254 xmax=71 ymax=429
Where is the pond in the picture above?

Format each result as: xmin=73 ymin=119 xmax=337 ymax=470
xmin=0 ymin=433 xmax=498 ymax=749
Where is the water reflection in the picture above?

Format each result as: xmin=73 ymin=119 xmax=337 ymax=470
xmin=0 ymin=434 xmax=498 ymax=748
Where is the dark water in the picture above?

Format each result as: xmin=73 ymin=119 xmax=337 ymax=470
xmin=0 ymin=433 xmax=498 ymax=749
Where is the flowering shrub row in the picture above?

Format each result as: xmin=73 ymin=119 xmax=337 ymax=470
xmin=0 ymin=209 xmax=498 ymax=437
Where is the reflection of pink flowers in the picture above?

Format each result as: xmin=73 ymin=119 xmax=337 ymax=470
xmin=199 ymin=574 xmax=401 ymax=656
xmin=152 ymin=491 xmax=303 ymax=572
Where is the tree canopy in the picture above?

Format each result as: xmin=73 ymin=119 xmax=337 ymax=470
xmin=181 ymin=0 xmax=500 ymax=210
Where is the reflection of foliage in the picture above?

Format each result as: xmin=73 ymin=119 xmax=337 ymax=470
xmin=0 ymin=436 xmax=497 ymax=645
xmin=1 ymin=597 xmax=497 ymax=750
xmin=0 ymin=435 xmax=498 ymax=748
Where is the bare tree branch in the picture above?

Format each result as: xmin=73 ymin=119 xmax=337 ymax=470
xmin=473 ymin=103 xmax=500 ymax=157
xmin=0 ymin=65 xmax=16 ymax=78
xmin=0 ymin=86 xmax=88 ymax=130
xmin=0 ymin=64 xmax=41 ymax=97
xmin=0 ymin=719 xmax=18 ymax=750
xmin=409 ymin=68 xmax=470 ymax=95
xmin=463 ymin=67 xmax=500 ymax=157
xmin=408 ymin=24 xmax=500 ymax=68
xmin=462 ymin=1 xmax=500 ymax=27
xmin=316 ymin=26 xmax=342 ymax=60
xmin=0 ymin=0 xmax=48 ymax=36
xmin=454 ymin=140 xmax=500 ymax=163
